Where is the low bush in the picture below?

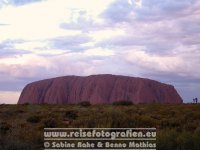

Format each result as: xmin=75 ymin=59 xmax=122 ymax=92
xmin=157 ymin=129 xmax=179 ymax=150
xmin=0 ymin=103 xmax=200 ymax=150
xmin=193 ymin=127 xmax=200 ymax=149
xmin=43 ymin=118 xmax=57 ymax=128
xmin=23 ymin=102 xmax=30 ymax=105
xmin=176 ymin=131 xmax=194 ymax=150
xmin=26 ymin=115 xmax=41 ymax=123
xmin=64 ymin=110 xmax=78 ymax=120
xmin=0 ymin=138 xmax=33 ymax=150
xmin=112 ymin=101 xmax=133 ymax=106
xmin=15 ymin=110 xmax=25 ymax=113
xmin=0 ymin=122 xmax=10 ymax=134
xmin=78 ymin=101 xmax=91 ymax=107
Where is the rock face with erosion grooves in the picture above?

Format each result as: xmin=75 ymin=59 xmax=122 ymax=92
xmin=18 ymin=74 xmax=183 ymax=104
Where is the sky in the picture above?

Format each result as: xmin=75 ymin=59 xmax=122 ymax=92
xmin=0 ymin=0 xmax=200 ymax=104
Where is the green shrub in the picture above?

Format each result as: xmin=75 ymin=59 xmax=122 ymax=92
xmin=1 ymin=138 xmax=34 ymax=150
xmin=0 ymin=122 xmax=10 ymax=135
xmin=26 ymin=115 xmax=41 ymax=123
xmin=176 ymin=131 xmax=194 ymax=150
xmin=183 ymin=121 xmax=198 ymax=132
xmin=157 ymin=129 xmax=178 ymax=150
xmin=78 ymin=101 xmax=91 ymax=107
xmin=64 ymin=110 xmax=78 ymax=120
xmin=15 ymin=110 xmax=25 ymax=113
xmin=193 ymin=127 xmax=200 ymax=149
xmin=0 ymin=103 xmax=200 ymax=150
xmin=23 ymin=102 xmax=30 ymax=105
xmin=112 ymin=101 xmax=133 ymax=106
xmin=43 ymin=118 xmax=57 ymax=128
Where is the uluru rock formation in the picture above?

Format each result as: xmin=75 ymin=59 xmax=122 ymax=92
xmin=18 ymin=74 xmax=183 ymax=104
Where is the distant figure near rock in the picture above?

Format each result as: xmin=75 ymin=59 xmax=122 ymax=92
xmin=193 ymin=98 xmax=198 ymax=104
xmin=18 ymin=74 xmax=183 ymax=104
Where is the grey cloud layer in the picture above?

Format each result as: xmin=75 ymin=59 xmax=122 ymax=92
xmin=1 ymin=0 xmax=44 ymax=6
xmin=0 ymin=40 xmax=30 ymax=57
xmin=102 ymin=0 xmax=198 ymax=22
xmin=49 ymin=35 xmax=92 ymax=51
xmin=99 ymin=0 xmax=200 ymax=101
